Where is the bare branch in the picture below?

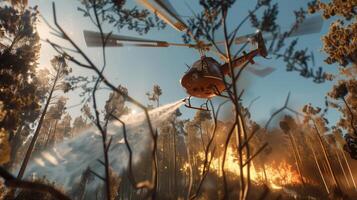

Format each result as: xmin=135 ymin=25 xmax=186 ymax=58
xmin=222 ymin=123 xmax=237 ymax=199
xmin=89 ymin=169 xmax=106 ymax=182
xmin=264 ymin=92 xmax=291 ymax=129
xmin=0 ymin=167 xmax=71 ymax=200
xmin=242 ymin=142 xmax=268 ymax=167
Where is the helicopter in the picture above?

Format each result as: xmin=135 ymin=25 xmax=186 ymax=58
xmin=83 ymin=0 xmax=323 ymax=111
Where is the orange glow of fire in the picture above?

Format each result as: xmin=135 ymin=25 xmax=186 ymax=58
xmin=184 ymin=147 xmax=303 ymax=190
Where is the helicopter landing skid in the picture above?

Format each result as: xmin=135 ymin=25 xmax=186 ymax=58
xmin=183 ymin=96 xmax=210 ymax=111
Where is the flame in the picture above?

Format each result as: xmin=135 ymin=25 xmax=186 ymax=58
xmin=270 ymin=182 xmax=283 ymax=190
xmin=186 ymin=147 xmax=302 ymax=190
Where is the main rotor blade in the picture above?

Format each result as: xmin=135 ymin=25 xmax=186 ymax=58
xmin=217 ymin=15 xmax=323 ymax=45
xmin=83 ymin=30 xmax=195 ymax=48
xmin=263 ymin=15 xmax=324 ymax=41
xmin=137 ymin=0 xmax=188 ymax=32
xmin=84 ymin=30 xmax=169 ymax=47
xmin=247 ymin=63 xmax=276 ymax=77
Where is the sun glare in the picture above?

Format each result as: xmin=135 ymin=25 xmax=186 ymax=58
xmin=37 ymin=19 xmax=52 ymax=41
xmin=131 ymin=109 xmax=137 ymax=115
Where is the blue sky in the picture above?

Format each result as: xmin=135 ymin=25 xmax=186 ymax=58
xmin=30 ymin=0 xmax=339 ymax=125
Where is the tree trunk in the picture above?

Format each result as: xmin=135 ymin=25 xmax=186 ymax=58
xmin=17 ymin=70 xmax=59 ymax=179
xmin=44 ymin=121 xmax=53 ymax=149
xmin=185 ymin=136 xmax=193 ymax=200
xmin=168 ymin=129 xmax=173 ymax=198
xmin=308 ymin=140 xmax=330 ymax=194
xmin=336 ymin=150 xmax=350 ymax=189
xmin=171 ymin=122 xmax=177 ymax=199
xmin=51 ymin=119 xmax=59 ymax=146
xmin=287 ymin=131 xmax=306 ymax=187
xmin=313 ymin=122 xmax=342 ymax=193
xmin=341 ymin=149 xmax=357 ymax=191
xmin=199 ymin=127 xmax=205 ymax=152
xmin=45 ymin=120 xmax=58 ymax=148
xmin=5 ymin=126 xmax=24 ymax=169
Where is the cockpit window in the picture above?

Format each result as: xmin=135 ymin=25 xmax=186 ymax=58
xmin=189 ymin=57 xmax=221 ymax=76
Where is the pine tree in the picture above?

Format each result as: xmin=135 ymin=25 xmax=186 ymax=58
xmin=104 ymin=85 xmax=128 ymax=120
xmin=307 ymin=0 xmax=357 ymax=159
xmin=17 ymin=56 xmax=71 ymax=179
xmin=72 ymin=115 xmax=88 ymax=136
xmin=146 ymin=84 xmax=162 ymax=108
xmin=0 ymin=3 xmax=42 ymax=166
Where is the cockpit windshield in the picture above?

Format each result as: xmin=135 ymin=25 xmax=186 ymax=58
xmin=189 ymin=57 xmax=221 ymax=76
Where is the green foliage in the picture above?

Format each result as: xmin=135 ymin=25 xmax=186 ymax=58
xmin=49 ymin=97 xmax=67 ymax=120
xmin=105 ymin=85 xmax=128 ymax=119
xmin=79 ymin=0 xmax=166 ymax=35
xmin=250 ymin=2 xmax=330 ymax=83
xmin=307 ymin=1 xmax=357 ymax=144
xmin=0 ymin=5 xmax=41 ymax=133
xmin=276 ymin=39 xmax=330 ymax=83
xmin=182 ymin=0 xmax=230 ymax=43
xmin=59 ymin=113 xmax=72 ymax=138
xmin=183 ymin=0 xmax=328 ymax=82
xmin=0 ymin=4 xmax=50 ymax=167
xmin=192 ymin=110 xmax=212 ymax=124
xmin=35 ymin=96 xmax=68 ymax=148
xmin=71 ymin=115 xmax=88 ymax=135
xmin=249 ymin=3 xmax=279 ymax=32
xmin=146 ymin=84 xmax=162 ymax=107
xmin=308 ymin=0 xmax=357 ymax=66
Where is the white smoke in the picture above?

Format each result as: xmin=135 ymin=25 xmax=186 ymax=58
xmin=23 ymin=100 xmax=184 ymax=190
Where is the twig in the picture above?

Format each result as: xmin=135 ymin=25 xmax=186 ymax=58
xmin=190 ymin=100 xmax=228 ymax=199
xmin=342 ymin=97 xmax=357 ymax=136
xmin=89 ymin=169 xmax=106 ymax=182
xmin=242 ymin=142 xmax=268 ymax=167
xmin=264 ymin=92 xmax=291 ymax=129
xmin=222 ymin=7 xmax=248 ymax=199
xmin=110 ymin=114 xmax=152 ymax=190
xmin=50 ymin=2 xmax=158 ymax=197
xmin=222 ymin=123 xmax=237 ymax=199
xmin=247 ymin=96 xmax=261 ymax=111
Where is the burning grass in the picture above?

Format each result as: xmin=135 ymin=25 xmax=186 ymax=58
xmin=195 ymin=147 xmax=303 ymax=189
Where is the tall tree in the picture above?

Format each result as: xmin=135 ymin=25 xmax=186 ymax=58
xmin=104 ymin=85 xmax=129 ymax=120
xmin=43 ymin=0 xmax=338 ymax=199
xmin=7 ymin=69 xmax=50 ymax=168
xmin=0 ymin=3 xmax=44 ymax=167
xmin=17 ymin=56 xmax=71 ymax=179
xmin=307 ymin=0 xmax=357 ymax=158
xmin=146 ymin=84 xmax=162 ymax=107
xmin=43 ymin=96 xmax=67 ymax=147
xmin=60 ymin=113 xmax=72 ymax=138
xmin=0 ymin=5 xmax=40 ymax=139
xmin=79 ymin=0 xmax=165 ymax=35
xmin=71 ymin=115 xmax=88 ymax=136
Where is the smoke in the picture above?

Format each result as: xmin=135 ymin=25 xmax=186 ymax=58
xmin=23 ymin=100 xmax=184 ymax=190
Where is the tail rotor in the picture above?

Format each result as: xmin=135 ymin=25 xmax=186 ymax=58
xmin=254 ymin=31 xmax=268 ymax=58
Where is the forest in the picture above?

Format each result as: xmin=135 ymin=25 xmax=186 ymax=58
xmin=0 ymin=0 xmax=357 ymax=199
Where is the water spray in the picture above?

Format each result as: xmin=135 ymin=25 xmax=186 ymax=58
xmin=23 ymin=100 xmax=184 ymax=190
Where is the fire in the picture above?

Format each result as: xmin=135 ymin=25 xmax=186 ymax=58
xmin=190 ymin=147 xmax=302 ymax=190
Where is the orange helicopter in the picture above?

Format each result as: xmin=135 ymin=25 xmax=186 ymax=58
xmin=83 ymin=0 xmax=323 ymax=111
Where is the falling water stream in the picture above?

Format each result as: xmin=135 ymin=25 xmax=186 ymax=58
xmin=23 ymin=100 xmax=184 ymax=191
